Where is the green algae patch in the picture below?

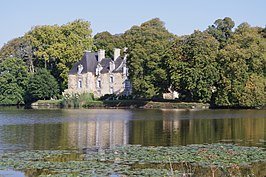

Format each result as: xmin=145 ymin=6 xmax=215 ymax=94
xmin=0 ymin=144 xmax=265 ymax=176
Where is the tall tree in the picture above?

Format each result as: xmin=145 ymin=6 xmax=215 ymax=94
xmin=26 ymin=19 xmax=93 ymax=90
xmin=207 ymin=17 xmax=235 ymax=48
xmin=0 ymin=57 xmax=29 ymax=90
xmin=0 ymin=57 xmax=29 ymax=104
xmin=93 ymin=31 xmax=124 ymax=58
xmin=215 ymin=23 xmax=266 ymax=107
xmin=0 ymin=72 xmax=24 ymax=105
xmin=0 ymin=37 xmax=23 ymax=60
xmin=123 ymin=18 xmax=175 ymax=98
xmin=166 ymin=31 xmax=220 ymax=102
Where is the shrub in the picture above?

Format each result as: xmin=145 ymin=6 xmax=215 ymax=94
xmin=62 ymin=92 xmax=95 ymax=108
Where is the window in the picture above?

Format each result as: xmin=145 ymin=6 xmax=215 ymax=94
xmin=97 ymin=79 xmax=101 ymax=89
xmin=110 ymin=76 xmax=114 ymax=83
xmin=78 ymin=79 xmax=82 ymax=88
xmin=77 ymin=64 xmax=83 ymax=74
xmin=96 ymin=68 xmax=99 ymax=76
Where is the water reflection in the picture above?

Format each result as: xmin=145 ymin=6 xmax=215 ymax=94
xmin=67 ymin=119 xmax=129 ymax=148
xmin=129 ymin=109 xmax=266 ymax=147
xmin=0 ymin=108 xmax=265 ymax=151
xmin=0 ymin=109 xmax=131 ymax=151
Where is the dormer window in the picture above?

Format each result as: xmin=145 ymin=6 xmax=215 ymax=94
xmin=96 ymin=64 xmax=103 ymax=76
xmin=77 ymin=64 xmax=83 ymax=75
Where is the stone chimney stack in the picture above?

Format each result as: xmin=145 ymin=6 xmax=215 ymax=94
xmin=114 ymin=48 xmax=120 ymax=61
xmin=98 ymin=49 xmax=105 ymax=62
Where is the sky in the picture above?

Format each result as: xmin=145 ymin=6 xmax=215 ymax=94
xmin=0 ymin=0 xmax=265 ymax=48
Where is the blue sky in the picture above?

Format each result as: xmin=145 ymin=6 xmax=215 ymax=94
xmin=0 ymin=0 xmax=265 ymax=48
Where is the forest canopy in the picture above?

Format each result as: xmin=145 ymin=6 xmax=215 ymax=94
xmin=0 ymin=17 xmax=265 ymax=107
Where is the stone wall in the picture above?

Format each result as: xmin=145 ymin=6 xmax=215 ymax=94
xmin=64 ymin=72 xmax=127 ymax=98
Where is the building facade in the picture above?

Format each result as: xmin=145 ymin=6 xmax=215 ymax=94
xmin=64 ymin=48 xmax=131 ymax=97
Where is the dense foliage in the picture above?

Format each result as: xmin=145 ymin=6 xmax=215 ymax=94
xmin=214 ymin=23 xmax=266 ymax=107
xmin=123 ymin=18 xmax=175 ymax=98
xmin=94 ymin=17 xmax=265 ymax=107
xmin=0 ymin=57 xmax=29 ymax=104
xmin=165 ymin=31 xmax=220 ymax=102
xmin=0 ymin=17 xmax=265 ymax=107
xmin=26 ymin=68 xmax=59 ymax=102
xmin=27 ymin=20 xmax=93 ymax=90
xmin=0 ymin=19 xmax=93 ymax=91
xmin=93 ymin=31 xmax=124 ymax=58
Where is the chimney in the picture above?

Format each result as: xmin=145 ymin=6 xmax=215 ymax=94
xmin=114 ymin=48 xmax=120 ymax=61
xmin=98 ymin=49 xmax=105 ymax=62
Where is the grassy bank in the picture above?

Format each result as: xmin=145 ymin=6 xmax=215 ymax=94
xmin=31 ymin=100 xmax=63 ymax=108
xmin=32 ymin=98 xmax=210 ymax=109
xmin=30 ymin=93 xmax=266 ymax=109
xmin=83 ymin=100 xmax=210 ymax=109
xmin=33 ymin=98 xmax=266 ymax=110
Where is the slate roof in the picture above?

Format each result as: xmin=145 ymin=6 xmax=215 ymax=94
xmin=69 ymin=51 xmax=125 ymax=75
xmin=113 ymin=57 xmax=124 ymax=73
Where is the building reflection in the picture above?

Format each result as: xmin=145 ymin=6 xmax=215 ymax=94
xmin=0 ymin=109 xmax=265 ymax=151
xmin=67 ymin=119 xmax=129 ymax=149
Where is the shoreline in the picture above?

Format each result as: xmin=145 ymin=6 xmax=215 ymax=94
xmin=28 ymin=99 xmax=265 ymax=110
xmin=31 ymin=100 xmax=210 ymax=109
xmin=1 ymin=100 xmax=264 ymax=110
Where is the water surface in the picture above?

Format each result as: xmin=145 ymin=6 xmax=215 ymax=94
xmin=0 ymin=107 xmax=265 ymax=152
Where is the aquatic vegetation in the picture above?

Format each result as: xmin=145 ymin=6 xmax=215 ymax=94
xmin=0 ymin=144 xmax=265 ymax=176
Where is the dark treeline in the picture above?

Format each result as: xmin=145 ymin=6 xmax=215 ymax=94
xmin=0 ymin=17 xmax=265 ymax=107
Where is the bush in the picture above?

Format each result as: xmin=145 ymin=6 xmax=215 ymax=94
xmin=26 ymin=69 xmax=59 ymax=103
xmin=62 ymin=92 xmax=95 ymax=108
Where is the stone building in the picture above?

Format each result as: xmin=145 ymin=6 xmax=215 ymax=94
xmin=64 ymin=48 xmax=131 ymax=97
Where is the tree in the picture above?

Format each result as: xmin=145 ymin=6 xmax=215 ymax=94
xmin=215 ymin=23 xmax=266 ymax=107
xmin=0 ymin=19 xmax=93 ymax=91
xmin=93 ymin=31 xmax=124 ymax=58
xmin=240 ymin=74 xmax=265 ymax=107
xmin=0 ymin=37 xmax=35 ymax=73
xmin=0 ymin=57 xmax=29 ymax=104
xmin=26 ymin=19 xmax=93 ymax=90
xmin=26 ymin=69 xmax=59 ymax=102
xmin=207 ymin=17 xmax=235 ymax=48
xmin=0 ymin=37 xmax=24 ymax=60
xmin=0 ymin=57 xmax=29 ymax=88
xmin=166 ymin=31 xmax=220 ymax=102
xmin=0 ymin=72 xmax=24 ymax=105
xmin=123 ymin=18 xmax=175 ymax=98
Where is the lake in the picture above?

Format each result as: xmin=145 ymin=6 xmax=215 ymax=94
xmin=0 ymin=107 xmax=265 ymax=152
